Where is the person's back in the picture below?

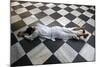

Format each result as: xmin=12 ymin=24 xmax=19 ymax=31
xmin=36 ymin=23 xmax=52 ymax=39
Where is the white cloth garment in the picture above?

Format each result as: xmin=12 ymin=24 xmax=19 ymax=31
xmin=24 ymin=23 xmax=80 ymax=41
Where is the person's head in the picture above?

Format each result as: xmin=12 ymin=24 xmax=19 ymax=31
xmin=24 ymin=26 xmax=35 ymax=35
xmin=17 ymin=26 xmax=35 ymax=37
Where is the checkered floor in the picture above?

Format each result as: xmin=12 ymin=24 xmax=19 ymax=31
xmin=11 ymin=1 xmax=95 ymax=66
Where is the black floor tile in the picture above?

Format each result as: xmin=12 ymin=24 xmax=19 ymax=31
xmin=76 ymin=8 xmax=85 ymax=13
xmin=18 ymin=1 xmax=27 ymax=4
xmin=50 ymin=12 xmax=62 ymax=19
xmin=11 ymin=20 xmax=26 ymax=32
xmin=20 ymin=37 xmax=41 ymax=53
xmin=11 ymin=33 xmax=18 ymax=46
xmin=87 ymin=35 xmax=95 ymax=48
xmin=91 ymin=15 xmax=95 ymax=20
xmin=11 ymin=11 xmax=17 ymax=16
xmin=64 ymin=7 xmax=73 ymax=12
xmin=19 ymin=11 xmax=32 ymax=19
xmin=43 ymin=39 xmax=64 ymax=53
xmin=67 ymin=39 xmax=85 ymax=52
xmin=26 ymin=5 xmax=36 ymax=10
xmin=64 ymin=4 xmax=71 ymax=6
xmin=52 ymin=6 xmax=61 ymax=11
xmin=73 ymin=54 xmax=87 ymax=62
xmin=75 ymin=5 xmax=82 ymax=7
xmin=35 ymin=12 xmax=47 ymax=19
xmin=65 ymin=22 xmax=79 ymax=28
xmin=48 ymin=21 xmax=63 ymax=27
xmin=79 ymin=14 xmax=89 ymax=21
xmin=12 ymin=5 xmax=23 ymax=10
xmin=82 ymin=23 xmax=95 ymax=33
xmin=44 ymin=55 xmax=61 ymax=64
xmin=39 ymin=6 xmax=48 ymax=10
xmin=87 ymin=9 xmax=95 ymax=14
xmin=11 ymin=55 xmax=32 ymax=66
xmin=65 ymin=13 xmax=76 ymax=20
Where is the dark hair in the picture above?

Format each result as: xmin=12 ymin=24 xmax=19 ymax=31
xmin=24 ymin=27 xmax=35 ymax=35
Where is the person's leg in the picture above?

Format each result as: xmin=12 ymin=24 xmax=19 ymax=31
xmin=72 ymin=27 xmax=85 ymax=33
xmin=68 ymin=27 xmax=79 ymax=30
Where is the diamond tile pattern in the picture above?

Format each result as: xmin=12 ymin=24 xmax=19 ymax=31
xmin=11 ymin=1 xmax=95 ymax=66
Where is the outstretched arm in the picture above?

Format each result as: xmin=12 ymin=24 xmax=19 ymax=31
xmin=24 ymin=32 xmax=39 ymax=40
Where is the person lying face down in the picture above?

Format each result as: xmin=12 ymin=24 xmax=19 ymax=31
xmin=17 ymin=23 xmax=88 ymax=41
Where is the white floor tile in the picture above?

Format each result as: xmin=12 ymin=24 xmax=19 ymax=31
xmin=58 ymin=4 xmax=67 ymax=8
xmin=34 ymin=3 xmax=44 ymax=7
xmin=83 ymin=11 xmax=93 ymax=17
xmin=46 ymin=3 xmax=56 ymax=8
xmin=72 ymin=17 xmax=82 ymax=25
xmin=11 ymin=15 xmax=21 ymax=23
xmin=90 ymin=7 xmax=95 ymax=10
xmin=57 ymin=17 xmax=70 ymax=26
xmin=87 ymin=19 xmax=95 ymax=27
xmin=43 ymin=9 xmax=55 ymax=15
xmin=80 ymin=6 xmax=89 ymax=10
xmin=11 ymin=2 xmax=20 ymax=6
xmin=23 ymin=15 xmax=38 ymax=25
xmin=15 ymin=8 xmax=28 ymax=14
xmin=57 ymin=9 xmax=69 ymax=16
xmin=69 ymin=5 xmax=78 ymax=9
xmin=79 ymin=43 xmax=95 ymax=61
xmin=29 ymin=8 xmax=41 ymax=14
xmin=54 ymin=43 xmax=78 ymax=63
xmin=71 ymin=10 xmax=81 ymax=16
xmin=78 ymin=20 xmax=86 ymax=27
xmin=21 ymin=2 xmax=32 ymax=7
xmin=27 ymin=43 xmax=52 ymax=64
xmin=11 ymin=42 xmax=25 ymax=64
xmin=40 ymin=16 xmax=55 ymax=25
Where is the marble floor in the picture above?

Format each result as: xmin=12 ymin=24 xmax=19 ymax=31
xmin=11 ymin=1 xmax=95 ymax=66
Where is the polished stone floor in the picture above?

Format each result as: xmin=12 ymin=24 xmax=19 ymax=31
xmin=11 ymin=1 xmax=95 ymax=66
